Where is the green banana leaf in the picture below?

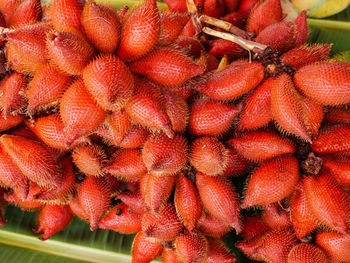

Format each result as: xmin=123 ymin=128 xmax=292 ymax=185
xmin=0 ymin=1 xmax=349 ymax=262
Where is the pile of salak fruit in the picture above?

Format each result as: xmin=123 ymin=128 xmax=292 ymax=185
xmin=0 ymin=0 xmax=349 ymax=262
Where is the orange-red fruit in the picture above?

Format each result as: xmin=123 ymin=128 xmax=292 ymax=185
xmin=175 ymin=173 xmax=202 ymax=232
xmin=69 ymin=196 xmax=87 ymax=221
xmin=196 ymin=172 xmax=242 ymax=233
xmin=4 ymin=182 xmax=43 ymax=210
xmin=301 ymin=96 xmax=323 ymax=138
xmin=175 ymin=232 xmax=208 ymax=263
xmin=189 ymin=137 xmax=228 ymax=176
xmin=0 ymin=112 xmax=24 ymax=131
xmin=240 ymin=215 xmax=270 ymax=240
xmin=142 ymin=203 xmax=183 ymax=241
xmin=238 ymin=0 xmax=259 ymax=18
xmin=83 ymin=55 xmax=134 ymax=111
xmin=60 ymin=79 xmax=107 ymax=144
xmin=98 ymin=203 xmax=141 ymax=234
xmin=205 ymin=239 xmax=236 ymax=263
xmin=117 ymin=0 xmax=160 ymax=62
xmin=189 ymin=98 xmax=240 ymax=136
xmin=129 ymin=47 xmax=206 ymax=86
xmin=131 ymin=231 xmax=163 ymax=263
xmin=72 ymin=144 xmax=106 ymax=176
xmin=223 ymin=0 xmax=240 ymax=12
xmin=81 ymin=1 xmax=121 ymax=53
xmin=158 ymin=12 xmax=189 ymax=45
xmin=26 ymin=63 xmax=72 ymax=116
xmin=119 ymin=125 xmax=150 ymax=149
xmin=271 ymin=73 xmax=311 ymax=142
xmin=142 ymin=133 xmax=187 ymax=175
xmin=51 ymin=0 xmax=84 ymax=34
xmin=242 ymin=156 xmax=300 ymax=208
xmin=0 ymin=134 xmax=61 ymax=188
xmin=246 ymin=0 xmax=282 ymax=35
xmin=303 ymin=171 xmax=350 ymax=234
xmin=0 ymin=72 xmax=27 ymax=117
xmin=103 ymin=149 xmax=147 ymax=181
xmin=322 ymin=155 xmax=350 ymax=187
xmin=221 ymin=148 xmax=249 ymax=177
xmin=163 ymin=90 xmax=189 ymax=133
xmin=0 ymin=0 xmax=19 ymax=25
xmin=33 ymin=204 xmax=72 ymax=240
xmin=204 ymin=0 xmax=225 ymax=18
xmin=195 ymin=61 xmax=264 ymax=101
xmin=290 ymin=181 xmax=318 ymax=239
xmin=236 ymin=228 xmax=297 ymax=263
xmin=287 ymin=243 xmax=327 ymax=263
xmin=325 ymin=108 xmax=350 ymax=124
xmin=77 ymin=176 xmax=111 ymax=230
xmin=46 ymin=30 xmax=94 ymax=76
xmin=228 ymin=131 xmax=295 ymax=162
xmin=294 ymin=10 xmax=309 ymax=48
xmin=10 ymin=0 xmax=42 ymax=27
xmin=197 ymin=211 xmax=231 ymax=239
xmin=315 ymin=231 xmax=350 ymax=263
xmin=262 ymin=203 xmax=292 ymax=229
xmin=162 ymin=247 xmax=181 ymax=263
xmin=294 ymin=62 xmax=350 ymax=106
xmin=107 ymin=110 xmax=132 ymax=143
xmin=117 ymin=190 xmax=146 ymax=214
xmin=209 ymin=39 xmax=245 ymax=58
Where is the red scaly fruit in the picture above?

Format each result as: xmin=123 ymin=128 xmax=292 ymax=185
xmin=0 ymin=0 xmax=19 ymax=25
xmin=242 ymin=156 xmax=300 ymax=208
xmin=46 ymin=30 xmax=94 ymax=76
xmin=315 ymin=231 xmax=350 ymax=263
xmin=0 ymin=144 xmax=28 ymax=199
xmin=240 ymin=215 xmax=271 ymax=240
xmin=175 ymin=36 xmax=205 ymax=58
xmin=195 ymin=60 xmax=264 ymax=101
xmin=117 ymin=0 xmax=160 ymax=62
xmin=205 ymin=239 xmax=236 ymax=263
xmin=197 ymin=211 xmax=231 ymax=239
xmin=81 ymin=1 xmax=121 ymax=53
xmin=162 ymin=247 xmax=181 ymax=263
xmin=10 ymin=125 xmax=39 ymax=141
xmin=163 ymin=90 xmax=189 ymax=133
xmin=158 ymin=12 xmax=189 ymax=45
xmin=60 ymin=79 xmax=107 ymax=145
xmin=72 ymin=144 xmax=106 ymax=177
xmin=125 ymin=78 xmax=173 ymax=138
xmin=119 ymin=125 xmax=150 ymax=148
xmin=204 ymin=0 xmax=225 ymax=18
xmin=175 ymin=173 xmax=202 ymax=232
xmin=166 ymin=81 xmax=194 ymax=101
xmin=294 ymin=10 xmax=309 ymax=48
xmin=290 ymin=181 xmax=318 ymax=239
xmin=303 ymin=171 xmax=350 ymax=234
xmin=280 ymin=44 xmax=331 ymax=69
xmin=228 ymin=131 xmax=295 ymax=163
xmin=83 ymin=55 xmax=134 ymax=111
xmin=246 ymin=0 xmax=282 ymax=35
xmin=103 ymin=149 xmax=147 ymax=181
xmin=33 ymin=204 xmax=72 ymax=240
xmin=236 ymin=227 xmax=297 ymax=262
xmin=4 ymin=23 xmax=50 ymax=75
xmin=287 ymin=243 xmax=327 ymax=263
xmin=129 ymin=47 xmax=206 ymax=87
xmin=261 ymin=203 xmax=292 ymax=229
xmin=223 ymin=0 xmax=240 ymax=12
xmin=107 ymin=110 xmax=132 ymax=144
xmin=221 ymin=148 xmax=249 ymax=177
xmin=103 ymin=174 xmax=120 ymax=196
xmin=10 ymin=0 xmax=42 ymax=27
xmin=180 ymin=19 xmax=196 ymax=37
xmin=0 ymin=72 xmax=27 ymax=117
xmin=51 ymin=0 xmax=84 ymax=34
xmin=294 ymin=62 xmax=350 ymax=106
xmin=141 ymin=173 xmax=175 ymax=212
xmin=117 ymin=190 xmax=146 ymax=214
xmin=271 ymin=73 xmax=311 ymax=142
xmin=196 ymin=172 xmax=242 ymax=233
xmin=301 ymin=96 xmax=323 ymax=138
xmin=142 ymin=133 xmax=187 ymax=175
xmin=0 ymin=113 xmax=24 ymax=131
xmin=26 ymin=63 xmax=72 ymax=117
xmin=98 ymin=203 xmax=141 ymax=234
xmin=69 ymin=196 xmax=88 ymax=221
xmin=238 ymin=0 xmax=259 ymax=18
xmin=223 ymin=12 xmax=245 ymax=28
xmin=325 ymin=108 xmax=350 ymax=124
xmin=131 ymin=231 xmax=163 ymax=263
xmin=209 ymin=39 xmax=245 ymax=58
xmin=311 ymin=124 xmax=350 ymax=154
xmin=142 ymin=203 xmax=183 ymax=241
xmin=322 ymin=155 xmax=350 ymax=187
xmin=239 ymin=77 xmax=273 ymax=130
xmin=77 ymin=176 xmax=111 ymax=230
xmin=189 ymin=98 xmax=240 ymax=136
xmin=163 ymin=0 xmax=187 ymax=12
xmin=0 ymin=187 xmax=7 ymax=226
xmin=175 ymin=232 xmax=208 ymax=263
xmin=189 ymin=137 xmax=228 ymax=176
xmin=0 ymin=134 xmax=61 ymax=188
xmin=4 ymin=191 xmax=43 ymax=211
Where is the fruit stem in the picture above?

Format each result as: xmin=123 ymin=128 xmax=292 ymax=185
xmin=186 ymin=0 xmax=202 ymax=36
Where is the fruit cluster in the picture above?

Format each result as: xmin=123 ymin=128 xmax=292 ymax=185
xmin=0 ymin=0 xmax=349 ymax=262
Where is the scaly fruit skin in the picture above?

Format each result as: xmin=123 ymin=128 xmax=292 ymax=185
xmin=163 ymin=90 xmax=189 ymax=133
xmin=242 ymin=156 xmax=300 ymax=208
xmin=131 ymin=231 xmax=163 ymax=263
xmin=205 ymin=238 xmax=236 ymax=263
xmin=69 ymin=196 xmax=88 ymax=221
xmin=240 ymin=215 xmax=270 ymax=240
xmin=204 ymin=0 xmax=225 ymax=18
xmin=51 ymin=0 xmax=84 ymax=34
xmin=10 ymin=0 xmax=42 ymax=27
xmin=209 ymin=39 xmax=245 ymax=58
xmin=197 ymin=211 xmax=231 ymax=239
xmin=196 ymin=172 xmax=242 ymax=233
xmin=33 ymin=204 xmax=72 ymax=240
xmin=175 ymin=232 xmax=208 ymax=263
xmin=261 ymin=203 xmax=292 ymax=229
xmin=98 ymin=204 xmax=141 ymax=234
xmin=294 ymin=10 xmax=309 ymax=47
xmin=238 ymin=0 xmax=259 ymax=18
xmin=301 ymin=96 xmax=323 ymax=138
xmin=174 ymin=173 xmax=202 ymax=232
xmin=221 ymin=148 xmax=249 ymax=177
xmin=287 ymin=243 xmax=327 ymax=263
xmin=303 ymin=171 xmax=350 ymax=234
xmin=322 ymin=155 xmax=350 ymax=187
xmin=325 ymin=108 xmax=350 ymax=124
xmin=315 ymin=231 xmax=350 ymax=263
xmin=0 ymin=113 xmax=24 ymax=132
xmin=72 ymin=144 xmax=106 ymax=177
xmin=158 ymin=12 xmax=189 ymax=46
xmin=83 ymin=55 xmax=134 ymax=111
xmin=117 ymin=0 xmax=160 ymax=62
xmin=236 ymin=228 xmax=298 ymax=263
xmin=81 ymin=1 xmax=121 ymax=53
xmin=294 ymin=62 xmax=350 ymax=106
xmin=162 ymin=247 xmax=181 ymax=263
xmin=117 ymin=190 xmax=146 ymax=214
xmin=0 ymin=0 xmax=19 ymax=25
